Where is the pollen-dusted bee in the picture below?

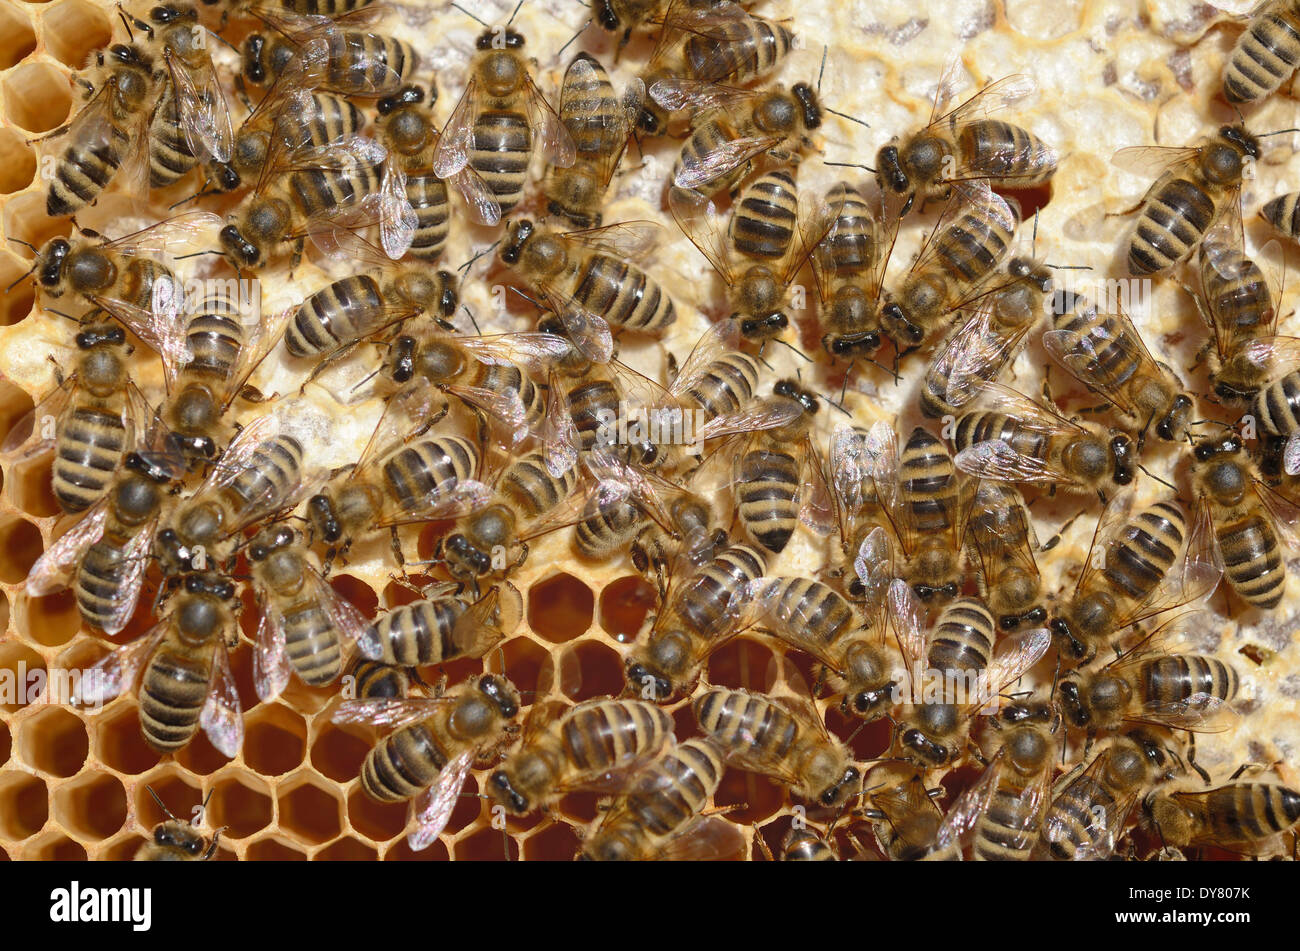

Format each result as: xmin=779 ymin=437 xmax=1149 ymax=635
xmin=25 ymin=450 xmax=177 ymax=635
xmin=811 ymin=182 xmax=890 ymax=362
xmin=332 ymin=674 xmax=521 ymax=850
xmin=247 ymin=524 xmax=370 ymax=701
xmin=431 ymin=25 xmax=576 ymax=222
xmin=1190 ymin=432 xmax=1300 ymax=610
xmin=1048 ymin=490 xmax=1221 ymax=662
xmin=543 ymin=53 xmax=645 ymax=229
xmin=74 ymin=571 xmax=244 ymax=757
xmin=1115 ymin=125 xmax=1260 ymax=276
xmin=1044 ymin=293 xmax=1194 ymax=446
xmin=875 ymin=68 xmax=1057 ymax=217
xmin=966 ymin=482 xmax=1044 ymax=630
xmin=488 ymin=697 xmax=675 ymax=816
xmin=1146 ymin=781 xmax=1300 ymax=857
xmin=952 ymin=382 xmax=1135 ymax=499
xmin=877 ymin=181 xmax=1020 ymax=351
xmin=134 ymin=788 xmax=223 ymax=861
xmin=579 ymin=737 xmax=745 ymax=860
xmin=695 ymin=687 xmax=862 ymax=809
xmin=1223 ymin=0 xmax=1300 ymax=103
xmin=624 ymin=542 xmax=767 ymax=702
xmin=498 ymin=218 xmax=677 ymax=365
xmin=357 ymin=579 xmax=522 ymax=667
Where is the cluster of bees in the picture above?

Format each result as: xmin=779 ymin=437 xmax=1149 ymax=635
xmin=4 ymin=0 xmax=1300 ymax=861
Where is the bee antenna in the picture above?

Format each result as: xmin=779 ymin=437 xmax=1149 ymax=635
xmin=838 ymin=362 xmax=853 ymax=407
xmin=170 ymin=184 xmax=217 ymax=209
xmin=817 ymin=45 xmax=828 ymax=95
xmin=505 ymin=0 xmax=526 ymax=26
xmin=45 ymin=307 xmax=79 ymax=321
xmin=823 ymin=160 xmax=877 ymax=173
xmin=773 ymin=338 xmax=811 ymax=362
xmin=825 ymin=107 xmax=871 ymax=129
xmin=1046 ymin=264 xmax=1091 ymax=270
xmin=1260 ymin=127 xmax=1300 ymax=137
xmin=556 ymin=19 xmax=589 ymax=59
xmin=462 ymin=304 xmax=483 ymax=335
xmin=459 ymin=240 xmax=501 ymax=275
xmin=755 ymin=353 xmax=776 ymax=373
xmin=1137 ymin=463 xmax=1177 ymax=492
xmin=5 ymin=264 xmax=36 ymax=292
xmin=204 ymin=27 xmax=240 ymax=54
xmin=174 ymin=250 xmax=224 ymax=260
xmin=6 ymin=236 xmax=37 ymax=252
xmin=507 ymin=285 xmax=543 ymax=309
xmin=450 ymin=2 xmax=490 ymax=27
xmin=115 ymin=5 xmax=136 ymax=41
xmin=145 ymin=785 xmax=178 ymax=822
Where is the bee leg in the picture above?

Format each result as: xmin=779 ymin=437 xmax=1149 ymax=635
xmin=390 ymin=527 xmax=406 ymax=566
xmin=1185 ymin=733 xmax=1211 ymax=785
xmin=301 ymin=341 xmax=364 ymax=391
xmin=965 ymin=739 xmax=989 ymax=767
xmin=47 ymin=355 xmax=65 ymax=387
xmin=1105 ymin=198 xmax=1146 ymax=218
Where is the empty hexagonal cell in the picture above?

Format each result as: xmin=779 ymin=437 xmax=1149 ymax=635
xmin=245 ymin=836 xmax=307 ymax=861
xmin=0 ymin=378 xmax=35 ymax=442
xmin=17 ymin=705 xmax=87 ymax=776
xmin=0 ymin=4 xmax=36 ymax=68
xmin=310 ymin=722 xmax=369 ymax=784
xmin=0 ymin=771 xmax=48 ymax=839
xmin=713 ymin=765 xmax=784 ymax=826
xmin=496 ymin=634 xmax=551 ymax=699
xmin=527 ymin=572 xmax=594 ymax=643
xmin=706 ymin=636 xmax=777 ymax=691
xmin=26 ymin=833 xmax=85 ymax=861
xmin=241 ymin=704 xmax=307 ymax=777
xmin=0 ymin=641 xmax=44 ymax=713
xmin=0 ymin=128 xmax=37 ymax=195
xmin=522 ymin=821 xmax=580 ymax=860
xmin=97 ymin=834 xmax=145 ymax=861
xmin=0 ymin=514 xmax=42 ymax=584
xmin=4 ymin=61 xmax=72 ymax=133
xmin=316 ymin=836 xmax=377 ymax=860
xmin=93 ymin=702 xmax=160 ymax=774
xmin=346 ymin=785 xmax=407 ymax=843
xmin=598 ymin=575 xmax=657 ymax=641
xmin=135 ymin=770 xmax=203 ymax=828
xmin=8 ymin=455 xmax=59 ymax=517
xmin=331 ymin=574 xmax=378 ymax=619
xmin=40 ymin=0 xmax=112 ymax=68
xmin=208 ymin=775 xmax=273 ymax=839
xmin=559 ymin=641 xmax=624 ymax=701
xmin=3 ymin=191 xmax=70 ymax=258
xmin=277 ymin=775 xmax=342 ymax=845
xmin=53 ymin=771 xmax=126 ymax=840
xmin=15 ymin=589 xmax=80 ymax=648
xmin=172 ymin=728 xmax=234 ymax=775
xmin=444 ymin=773 xmax=481 ymax=836
xmin=384 ymin=836 xmax=449 ymax=861
xmin=455 ymin=825 xmax=519 ymax=861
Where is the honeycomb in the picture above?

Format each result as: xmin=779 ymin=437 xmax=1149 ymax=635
xmin=0 ymin=0 xmax=1298 ymax=862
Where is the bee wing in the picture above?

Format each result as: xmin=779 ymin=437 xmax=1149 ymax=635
xmin=980 ymin=626 xmax=1051 ymax=708
xmin=655 ymin=814 xmax=748 ymax=861
xmin=561 ymin=220 xmax=664 ymax=259
xmin=1284 ymin=431 xmax=1300 ymax=476
xmin=378 ymin=156 xmax=417 ymax=260
xmin=443 ymin=383 xmax=529 ymax=447
xmin=888 ymin=577 xmax=928 ymax=676
xmin=669 ymin=189 xmax=735 ymax=282
xmin=1115 ymin=499 xmax=1223 ymax=627
xmin=1069 ymin=482 xmax=1137 ymax=598
xmin=590 ymin=75 xmax=646 ymax=189
xmin=828 ymin=422 xmax=879 ymax=519
xmin=648 ymin=79 xmax=760 ymax=114
xmin=331 ymin=696 xmax=449 ymax=730
xmin=252 ymin=597 xmax=291 ymax=704
xmin=853 ymin=526 xmax=895 ymax=613
xmin=47 ymin=80 xmax=119 ymax=174
xmin=1254 ymin=477 xmax=1300 ymax=549
xmin=938 ymin=305 xmax=1033 ymax=410
xmin=538 ymin=284 xmax=614 ymax=365
xmin=164 ymin=45 xmax=233 ymax=164
xmin=407 ymin=747 xmax=474 ymax=851
xmin=446 ymin=164 xmax=502 ymax=227
xmin=201 ymin=639 xmax=243 ymax=758
xmin=668 ymin=317 xmax=740 ymax=402
xmin=451 ymin=582 xmax=523 ymax=658
xmin=523 ymin=72 xmax=576 ymax=169
xmin=101 ymin=211 xmax=226 ymax=257
xmin=380 ymin=478 xmax=493 ymax=528
xmin=1042 ymin=315 xmax=1172 ymax=421
xmin=937 ymin=69 xmax=1038 ymax=122
xmin=72 ymin=620 xmax=169 ymax=710
xmin=673 ymin=129 xmax=784 ymax=191
xmin=432 ymin=76 xmax=480 ymax=180
xmin=695 ymin=396 xmax=801 ymax=442
xmin=90 ymin=285 xmax=190 ymax=395
xmin=457 ymin=332 xmax=575 ymax=372
xmin=1 ymin=379 xmax=73 ymax=461
xmin=954 ymin=439 xmax=1063 ymax=485
xmin=542 ymin=371 xmax=580 ymax=479
xmin=797 ymin=436 xmax=837 ymax=536
xmin=966 ymin=485 xmax=1039 ymax=598
xmin=1110 ymin=145 xmax=1202 ymax=179
xmin=1234 ymin=335 xmax=1300 ymax=383
xmin=194 ymin=412 xmax=281 ymax=497
xmin=585 ymin=447 xmax=675 ymax=529
xmin=933 ymin=748 xmax=1005 ymax=854
xmin=97 ymin=518 xmax=159 ymax=637
xmin=909 ymin=181 xmax=1017 ymax=280
xmin=25 ymin=501 xmax=110 ymax=596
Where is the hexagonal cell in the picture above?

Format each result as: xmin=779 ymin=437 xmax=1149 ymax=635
xmin=0 ymin=378 xmax=35 ymax=442
xmin=40 ymin=0 xmax=112 ymax=68
xmin=316 ymin=836 xmax=377 ymax=860
xmin=331 ymin=574 xmax=378 ymax=619
xmin=527 ymin=572 xmax=594 ymax=643
xmin=52 ymin=771 xmax=126 ymax=840
xmin=246 ymin=836 xmax=307 ymax=861
xmin=17 ymin=705 xmax=87 ymax=776
xmin=346 ymin=785 xmax=406 ymax=843
xmin=0 ymin=720 xmax=9 ymax=764
xmin=706 ymin=636 xmax=777 ymax=691
xmin=0 ymin=641 xmax=44 ymax=713
xmin=26 ymin=833 xmax=85 ymax=861
xmin=15 ymin=589 xmax=80 ymax=648
xmin=3 ymin=61 xmax=72 ymax=133
xmin=444 ymin=773 xmax=481 ymax=836
xmin=97 ymin=834 xmax=145 ymax=861
xmin=8 ymin=455 xmax=59 ymax=517
xmin=0 ymin=128 xmax=37 ymax=195
xmin=207 ymin=774 xmax=273 ymax=839
xmin=277 ymin=775 xmax=342 ymax=845
xmin=384 ymin=836 xmax=449 ymax=861
xmin=560 ymin=640 xmax=624 ymax=701
xmin=3 ymin=191 xmax=71 ymax=256
xmin=522 ymin=821 xmax=580 ymax=860
xmin=496 ymin=634 xmax=550 ymax=699
xmin=172 ymin=728 xmax=233 ymax=775
xmin=0 ymin=771 xmax=48 ymax=839
xmin=0 ymin=514 xmax=42 ymax=583
xmin=135 ymin=770 xmax=203 ymax=829
xmin=241 ymin=704 xmax=307 ymax=777
xmin=310 ymin=722 xmax=369 ymax=784
xmin=93 ymin=702 xmax=160 ymax=774
xmin=598 ymin=575 xmax=657 ymax=641
xmin=712 ymin=765 xmax=784 ymax=826
xmin=0 ymin=4 xmax=37 ymax=68
xmin=455 ymin=825 xmax=519 ymax=861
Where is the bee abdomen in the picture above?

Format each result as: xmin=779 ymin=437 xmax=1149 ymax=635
xmin=362 ymin=724 xmax=444 ymax=802
xmin=149 ymin=87 xmax=198 ymax=187
xmin=927 ymin=597 xmax=995 ymax=674
xmin=695 ymin=687 xmax=798 ymax=761
xmin=937 ymin=210 xmax=1014 ymax=283
xmin=1261 ymin=192 xmax=1300 ymax=239
xmin=471 ymin=111 xmax=531 ymax=212
xmin=1045 ymin=778 xmax=1113 ymax=860
xmin=369 ymin=599 xmax=463 ymax=666
xmin=54 ymin=405 xmax=127 ymax=512
xmin=228 ymin=435 xmax=304 ymax=518
xmin=283 ymin=603 xmax=343 ymax=685
xmin=405 ymin=172 xmax=450 ymax=260
xmin=561 ymin=700 xmax=672 ymax=772
xmin=574 ymin=255 xmax=676 ymax=331
xmin=139 ymin=652 xmax=209 ymax=752
xmin=687 ymin=353 xmax=760 ymax=416
xmin=1141 ymin=655 xmax=1239 ymax=706
xmin=1217 ymin=514 xmax=1285 ymax=608
xmin=326 ymin=33 xmax=416 ymax=92
xmin=631 ymin=738 xmax=723 ymax=836
xmin=49 ymin=128 xmax=129 ymax=216
xmin=676 ymin=544 xmax=766 ymax=636
xmin=1128 ymin=178 xmax=1215 ymax=275
xmin=685 ymin=17 xmax=792 ymax=83
xmin=738 ymin=449 xmax=799 ymax=553
xmin=1225 ymin=14 xmax=1300 ymax=103
xmin=1103 ymin=502 xmax=1184 ymax=599
xmin=1253 ymin=370 xmax=1300 ymax=437
xmin=383 ymin=435 xmax=478 ymax=513
xmin=499 ymin=449 xmax=578 ymax=519
xmin=76 ymin=542 xmax=130 ymax=628
xmin=731 ymin=169 xmax=798 ymax=260
xmin=287 ymin=275 xmax=384 ymax=357
xmin=958 ymin=120 xmax=1055 ymax=184
xmin=972 ymin=787 xmax=1039 ymax=860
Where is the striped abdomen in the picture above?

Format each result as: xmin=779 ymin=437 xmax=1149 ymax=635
xmin=1224 ymin=9 xmax=1300 ymax=103
xmin=405 ymin=172 xmax=450 ymax=260
xmin=695 ymin=687 xmax=798 ymax=764
xmin=382 ymin=435 xmax=478 ymax=514
xmin=288 ymin=161 xmax=383 ymax=219
xmin=351 ymin=660 xmax=411 ymax=699
xmin=1214 ymin=509 xmax=1284 ymax=608
xmin=181 ymin=293 xmax=244 ymax=385
xmin=954 ymin=411 xmax=1051 ymax=464
xmin=927 ymin=597 xmax=995 ymax=675
xmin=1261 ymin=191 xmax=1300 ymax=239
xmin=560 ymin=54 xmax=622 ymax=158
xmin=138 ymin=642 xmax=212 ymax=753
xmin=560 ymin=700 xmax=674 ymax=774
xmin=684 ymin=16 xmax=793 ymax=83
xmin=76 ymin=534 xmax=137 ymax=630
xmin=731 ymin=168 xmax=798 ymax=261
xmin=754 ymin=577 xmax=857 ymax=651
xmin=737 ymin=447 xmax=799 ymax=553
xmin=1252 ymin=370 xmax=1300 ymax=436
xmin=1202 ymin=247 xmax=1272 ymax=342
xmin=684 ymin=353 xmax=761 ymax=417
xmin=362 ymin=721 xmax=445 ymax=802
xmin=284 ymin=0 xmax=374 ymax=14
xmin=307 ymin=93 xmax=364 ymax=145
xmin=972 ymin=779 xmax=1043 ymax=861
xmin=54 ymin=400 xmax=128 ymax=512
xmin=225 ymin=435 xmax=304 ymax=522
xmin=471 ymin=110 xmax=531 ymax=214
xmin=957 ymin=120 xmax=1056 ymax=185
xmin=900 ymin=428 xmax=960 ymax=537
xmin=572 ymin=253 xmax=676 ymax=331
xmin=498 ymin=449 xmax=579 ymax=520
xmin=48 ymin=123 xmax=128 ymax=216
xmin=566 ymin=379 xmax=620 ymax=451
xmin=282 ymin=598 xmax=343 ymax=686
xmin=934 ymin=207 xmax=1016 ymax=284
xmin=324 ymin=32 xmax=416 ymax=94
xmin=367 ymin=598 xmax=465 ymax=666
xmin=576 ymin=491 xmax=642 ymax=557
xmin=1052 ymin=305 xmax=1141 ymax=390
xmin=782 ymin=829 xmax=837 ymax=860
xmin=674 ymin=544 xmax=766 ymax=638
xmin=287 ymin=275 xmax=384 ymax=357
xmin=1128 ymin=177 xmax=1215 ymax=275
xmin=624 ymin=738 xmax=723 ymax=838
xmin=470 ymin=363 xmax=545 ymax=429
xmin=674 ymin=118 xmax=750 ymax=195
xmin=1194 ymin=783 xmax=1300 ymax=843
xmin=1140 ymin=654 xmax=1239 ymax=707
xmin=1101 ymin=500 xmax=1185 ymax=602
xmin=816 ymin=182 xmax=877 ymax=281
xmin=1043 ymin=775 xmax=1113 ymax=860
xmin=149 ymin=85 xmax=198 ymax=187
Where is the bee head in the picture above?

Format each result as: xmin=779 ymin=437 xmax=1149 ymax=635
xmin=36 ymin=239 xmax=70 ymax=287
xmin=241 ymin=34 xmax=267 ymax=84
xmin=219 ymin=224 xmax=260 ymax=268
xmin=875 ymin=144 xmax=908 ymax=194
xmin=378 ymin=84 xmax=424 ymax=115
xmin=248 ymin=525 xmax=295 ymax=562
xmin=593 ymin=1 xmax=620 ymax=30
xmin=499 ymin=219 xmax=534 ymax=265
xmin=307 ymin=494 xmax=341 ymax=546
xmin=1193 ymin=433 xmax=1242 ymax=461
xmin=1109 ymin=433 xmax=1134 ymax=484
xmin=488 ymin=769 xmax=530 ymax=814
xmin=75 ymin=323 xmax=126 ymax=349
xmin=625 ymin=662 xmax=673 ymax=702
xmin=792 ymin=82 xmax=822 ymax=130
xmin=477 ymin=674 xmax=519 ymax=719
xmin=476 ymin=27 xmax=525 ymax=50
xmin=844 ymin=683 xmax=895 ymax=720
xmin=1221 ymin=124 xmax=1261 ymax=160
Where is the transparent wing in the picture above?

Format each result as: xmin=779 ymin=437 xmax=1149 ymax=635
xmin=408 ymin=748 xmax=474 ymax=851
xmin=378 ymin=156 xmax=417 ymax=260
xmin=456 ymin=332 xmax=575 ymax=372
xmin=673 ymin=130 xmax=783 ymax=190
xmin=73 ymin=621 xmax=167 ymax=710
xmin=97 ymin=520 xmax=159 ymax=637
xmin=253 ymin=600 xmax=291 ymax=704
xmin=668 ymin=320 xmax=740 ymax=402
xmin=936 ymin=306 xmax=1032 ymax=409
xmin=165 ymin=45 xmax=234 ymax=164
xmin=201 ymin=640 xmax=243 ymax=758
xmin=446 ymin=164 xmax=502 ymax=227
xmin=978 ymin=627 xmax=1051 ymax=711
xmin=25 ymin=502 xmax=109 ymax=596
xmin=432 ymin=77 xmax=479 ymax=179
xmin=669 ymin=189 xmax=735 ymax=282
xmin=0 ymin=380 xmax=72 ymax=460
xmin=542 ymin=371 xmax=580 ymax=479
xmin=524 ymin=73 xmax=576 ymax=169
xmin=1111 ymin=144 xmax=1201 ymax=179
xmin=561 ymin=221 xmax=663 ymax=259
xmin=889 ymin=577 xmax=928 ymax=675
xmin=539 ymin=284 xmax=614 ymax=366
xmin=933 ymin=749 xmax=1004 ymax=854
xmin=648 ymin=79 xmax=760 ymax=114
xmin=331 ymin=697 xmax=449 ymax=730
xmin=101 ymin=211 xmax=225 ymax=257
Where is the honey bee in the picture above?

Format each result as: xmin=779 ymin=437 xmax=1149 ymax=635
xmin=861 ymin=767 xmax=946 ymax=860
xmin=1248 ymin=362 xmax=1300 ymax=470
xmin=431 ymin=24 xmax=576 ymax=222
xmin=543 ymin=53 xmax=645 ymax=229
xmin=1040 ymin=732 xmax=1176 ymax=860
xmin=498 ymin=218 xmax=677 ymax=365
xmin=695 ymin=687 xmax=862 ymax=809
xmin=919 ymin=255 xmax=1053 ymax=419
xmin=1058 ymin=612 xmax=1240 ymax=743
xmin=247 ymin=524 xmax=370 ymax=701
xmin=1190 ymin=432 xmax=1300 ymax=610
xmin=358 ymin=579 xmax=522 ymax=668
xmin=348 ymin=657 xmax=415 ymax=699
xmin=932 ymin=700 xmax=1060 ymax=861
xmin=1223 ymin=1 xmax=1300 ymax=103
xmin=772 ymin=827 xmax=840 ymax=861
xmin=1146 ymin=781 xmax=1300 ymax=857
xmin=1116 ymin=125 xmax=1260 ymax=276
xmin=624 ymin=542 xmax=767 ymax=702
xmin=41 ymin=42 xmax=157 ymax=216
xmin=202 ymin=0 xmax=378 ymax=20
xmin=579 ymin=737 xmax=745 ymax=860
xmin=966 ymin=482 xmax=1044 ymax=631
xmin=25 ymin=449 xmax=177 ymax=635
xmin=135 ymin=788 xmax=223 ymax=861
xmin=74 ymin=571 xmax=243 ymax=757
xmin=1261 ymin=190 xmax=1300 ymax=241
xmin=877 ymin=181 xmax=1020 ymax=351
xmin=1044 ymin=294 xmax=1194 ymax=446
xmin=820 ymin=422 xmax=892 ymax=602
xmin=875 ymin=68 xmax=1057 ymax=216
xmin=332 ymin=674 xmax=521 ymax=851
xmin=1049 ymin=490 xmax=1221 ymax=662
xmin=240 ymin=19 xmax=417 ymax=99
xmin=487 ymin=697 xmax=675 ymax=816
xmin=155 ymin=416 xmax=310 ymax=577
xmin=952 ymin=382 xmax=1135 ymax=499
xmin=811 ymin=182 xmax=890 ymax=362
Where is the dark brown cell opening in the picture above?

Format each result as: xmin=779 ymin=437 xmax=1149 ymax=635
xmin=0 ymin=515 xmax=43 ymax=583
xmin=0 ymin=4 xmax=36 ymax=69
xmin=9 ymin=455 xmax=59 ymax=517
xmin=208 ymin=777 xmax=273 ymax=839
xmin=18 ymin=705 xmax=87 ymax=776
xmin=995 ymin=182 xmax=1053 ymax=228
xmin=330 ymin=574 xmax=379 ymax=620
xmin=135 ymin=771 xmax=201 ymax=827
xmin=384 ymin=836 xmax=449 ymax=861
xmin=172 ymin=728 xmax=233 ymax=775
xmin=705 ymin=636 xmax=777 ymax=692
xmin=53 ymin=772 xmax=126 ymax=840
xmin=454 ymin=825 xmax=519 ymax=861
xmin=29 ymin=836 xmax=86 ymax=861
xmin=0 ymin=772 xmax=48 ymax=838
xmin=0 ymin=128 xmax=37 ymax=195
xmin=317 ymin=836 xmax=377 ymax=860
xmin=246 ymin=837 xmax=307 ymax=861
xmin=527 ymin=572 xmax=594 ymax=643
xmin=19 ymin=589 xmax=80 ymax=647
xmin=94 ymin=705 xmax=160 ymax=774
xmin=346 ymin=786 xmax=407 ymax=842
xmin=278 ymin=779 xmax=341 ymax=844
xmin=241 ymin=705 xmax=307 ymax=777
xmin=0 ymin=642 xmax=44 ymax=713
xmin=598 ymin=575 xmax=657 ymax=642
xmin=560 ymin=640 xmax=624 ymax=702
xmin=522 ymin=820 xmax=580 ymax=861
xmin=0 ymin=379 xmax=35 ymax=443
xmin=712 ymin=765 xmax=784 ymax=826
xmin=444 ymin=773 xmax=481 ymax=836
xmin=311 ymin=723 xmax=370 ymax=783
